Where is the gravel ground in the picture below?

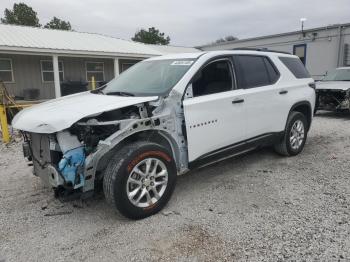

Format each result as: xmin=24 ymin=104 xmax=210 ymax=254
xmin=1 ymin=112 xmax=350 ymax=262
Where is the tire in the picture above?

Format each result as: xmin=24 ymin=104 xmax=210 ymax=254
xmin=103 ymin=141 xmax=177 ymax=219
xmin=314 ymin=94 xmax=319 ymax=115
xmin=274 ymin=111 xmax=308 ymax=156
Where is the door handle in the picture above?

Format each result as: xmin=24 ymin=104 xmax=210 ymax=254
xmin=279 ymin=90 xmax=288 ymax=95
xmin=232 ymin=98 xmax=244 ymax=104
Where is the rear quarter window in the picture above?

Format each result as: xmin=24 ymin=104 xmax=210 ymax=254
xmin=279 ymin=57 xmax=310 ymax=79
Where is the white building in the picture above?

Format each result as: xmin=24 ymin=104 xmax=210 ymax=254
xmin=200 ymin=23 xmax=350 ymax=80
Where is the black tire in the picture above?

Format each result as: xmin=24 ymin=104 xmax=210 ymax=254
xmin=274 ymin=111 xmax=308 ymax=156
xmin=314 ymin=94 xmax=319 ymax=115
xmin=103 ymin=141 xmax=177 ymax=219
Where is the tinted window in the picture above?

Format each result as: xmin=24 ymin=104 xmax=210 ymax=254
xmin=279 ymin=57 xmax=310 ymax=79
xmin=235 ymin=55 xmax=279 ymax=89
xmin=192 ymin=60 xmax=233 ymax=97
xmin=264 ymin=58 xmax=279 ymax=83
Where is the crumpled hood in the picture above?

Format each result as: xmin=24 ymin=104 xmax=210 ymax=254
xmin=316 ymin=81 xmax=350 ymax=91
xmin=12 ymin=92 xmax=158 ymax=133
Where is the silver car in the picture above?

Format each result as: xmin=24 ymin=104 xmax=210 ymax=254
xmin=316 ymin=67 xmax=350 ymax=112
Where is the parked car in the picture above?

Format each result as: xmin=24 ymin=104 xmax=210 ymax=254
xmin=315 ymin=67 xmax=350 ymax=112
xmin=12 ymin=50 xmax=316 ymax=219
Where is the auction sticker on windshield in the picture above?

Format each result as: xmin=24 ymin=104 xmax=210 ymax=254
xmin=171 ymin=61 xmax=194 ymax=66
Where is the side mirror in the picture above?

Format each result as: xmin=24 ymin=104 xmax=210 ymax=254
xmin=184 ymin=83 xmax=194 ymax=99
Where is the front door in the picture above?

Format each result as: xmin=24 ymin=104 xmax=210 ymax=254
xmin=183 ymin=58 xmax=246 ymax=162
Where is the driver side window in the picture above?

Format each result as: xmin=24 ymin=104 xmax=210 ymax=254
xmin=192 ymin=59 xmax=234 ymax=97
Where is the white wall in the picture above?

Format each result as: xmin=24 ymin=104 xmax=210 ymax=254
xmin=201 ymin=25 xmax=350 ymax=80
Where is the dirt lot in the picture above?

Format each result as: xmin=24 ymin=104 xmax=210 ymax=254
xmin=1 ymin=112 xmax=350 ymax=262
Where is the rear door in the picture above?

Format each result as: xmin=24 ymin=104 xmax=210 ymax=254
xmin=233 ymin=55 xmax=287 ymax=139
xmin=183 ymin=58 xmax=246 ymax=162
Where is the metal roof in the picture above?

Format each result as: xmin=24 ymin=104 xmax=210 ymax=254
xmin=0 ymin=24 xmax=198 ymax=57
xmin=148 ymin=44 xmax=199 ymax=54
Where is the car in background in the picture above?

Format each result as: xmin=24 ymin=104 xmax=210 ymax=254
xmin=315 ymin=67 xmax=350 ymax=113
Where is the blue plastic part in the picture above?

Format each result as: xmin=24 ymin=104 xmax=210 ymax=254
xmin=58 ymin=147 xmax=85 ymax=189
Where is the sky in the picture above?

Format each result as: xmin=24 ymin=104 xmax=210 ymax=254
xmin=1 ymin=0 xmax=350 ymax=47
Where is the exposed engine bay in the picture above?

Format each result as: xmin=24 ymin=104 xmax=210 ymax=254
xmin=20 ymin=98 xmax=188 ymax=200
xmin=316 ymin=89 xmax=350 ymax=111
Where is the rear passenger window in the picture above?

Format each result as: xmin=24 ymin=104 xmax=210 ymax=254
xmin=264 ymin=58 xmax=279 ymax=83
xmin=279 ymin=57 xmax=310 ymax=79
xmin=235 ymin=55 xmax=279 ymax=89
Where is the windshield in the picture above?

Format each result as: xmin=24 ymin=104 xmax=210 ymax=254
xmin=102 ymin=59 xmax=195 ymax=96
xmin=322 ymin=68 xmax=350 ymax=81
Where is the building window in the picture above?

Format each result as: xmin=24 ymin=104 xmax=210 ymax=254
xmin=293 ymin=44 xmax=307 ymax=65
xmin=86 ymin=62 xmax=104 ymax=82
xmin=0 ymin=58 xmax=14 ymax=82
xmin=121 ymin=62 xmax=137 ymax=72
xmin=41 ymin=60 xmax=64 ymax=82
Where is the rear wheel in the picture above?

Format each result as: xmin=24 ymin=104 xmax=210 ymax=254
xmin=274 ymin=111 xmax=308 ymax=156
xmin=103 ymin=141 xmax=177 ymax=219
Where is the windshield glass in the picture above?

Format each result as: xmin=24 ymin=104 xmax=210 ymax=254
xmin=102 ymin=59 xmax=195 ymax=96
xmin=323 ymin=68 xmax=350 ymax=81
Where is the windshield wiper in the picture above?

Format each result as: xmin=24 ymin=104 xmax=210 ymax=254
xmin=105 ymin=91 xmax=135 ymax=97
xmin=91 ymin=89 xmax=104 ymax=94
xmin=91 ymin=85 xmax=106 ymax=94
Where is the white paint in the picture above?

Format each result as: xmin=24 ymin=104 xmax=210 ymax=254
xmin=53 ymin=55 xmax=61 ymax=98
xmin=179 ymin=50 xmax=315 ymax=161
xmin=12 ymin=92 xmax=158 ymax=133
xmin=114 ymin=58 xmax=120 ymax=78
xmin=183 ymin=90 xmax=246 ymax=161
xmin=13 ymin=50 xmax=316 ymax=164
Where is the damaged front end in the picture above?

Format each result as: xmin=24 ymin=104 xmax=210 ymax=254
xmin=23 ymin=131 xmax=89 ymax=199
xmin=20 ymin=96 xmax=187 ymax=200
xmin=316 ymin=88 xmax=350 ymax=111
xmin=22 ymin=104 xmax=142 ymax=198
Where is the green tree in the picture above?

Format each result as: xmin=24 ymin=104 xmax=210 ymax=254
xmin=132 ymin=27 xmax=170 ymax=45
xmin=44 ymin=17 xmax=72 ymax=30
xmin=0 ymin=3 xmax=40 ymax=27
xmin=215 ymin=35 xmax=239 ymax=44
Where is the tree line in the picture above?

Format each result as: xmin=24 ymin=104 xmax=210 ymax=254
xmin=0 ymin=2 xmax=170 ymax=44
xmin=1 ymin=3 xmax=72 ymax=30
xmin=1 ymin=2 xmax=238 ymax=45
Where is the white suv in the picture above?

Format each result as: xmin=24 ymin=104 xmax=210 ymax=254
xmin=13 ymin=50 xmax=316 ymax=219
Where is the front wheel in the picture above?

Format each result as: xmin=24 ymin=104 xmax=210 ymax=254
xmin=274 ymin=111 xmax=308 ymax=156
xmin=103 ymin=141 xmax=177 ymax=219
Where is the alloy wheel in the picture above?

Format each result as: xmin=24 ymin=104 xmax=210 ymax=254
xmin=126 ymin=158 xmax=168 ymax=208
xmin=289 ymin=120 xmax=305 ymax=150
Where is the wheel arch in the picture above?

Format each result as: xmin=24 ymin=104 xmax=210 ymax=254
xmin=96 ymin=130 xmax=181 ymax=176
xmin=289 ymin=101 xmax=312 ymax=131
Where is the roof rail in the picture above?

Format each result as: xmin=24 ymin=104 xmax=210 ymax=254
xmin=232 ymin=47 xmax=291 ymax=55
